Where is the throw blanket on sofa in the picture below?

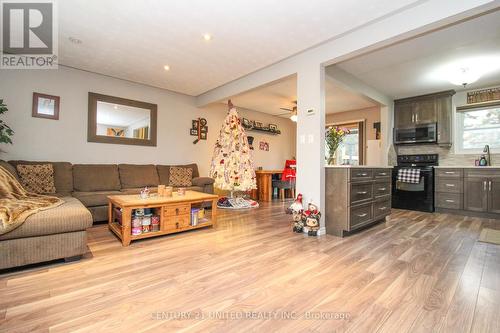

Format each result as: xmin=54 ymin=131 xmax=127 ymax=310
xmin=0 ymin=166 xmax=63 ymax=235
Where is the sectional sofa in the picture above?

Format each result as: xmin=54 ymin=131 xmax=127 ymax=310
xmin=0 ymin=161 xmax=214 ymax=269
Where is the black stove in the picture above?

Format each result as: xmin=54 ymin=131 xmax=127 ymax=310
xmin=392 ymin=154 xmax=438 ymax=212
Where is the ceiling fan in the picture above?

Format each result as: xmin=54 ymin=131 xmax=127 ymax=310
xmin=278 ymin=100 xmax=297 ymax=122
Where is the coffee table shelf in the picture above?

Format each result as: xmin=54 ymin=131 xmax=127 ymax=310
xmin=107 ymin=191 xmax=218 ymax=246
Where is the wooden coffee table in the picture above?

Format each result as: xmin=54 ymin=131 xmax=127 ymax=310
xmin=108 ymin=191 xmax=218 ymax=246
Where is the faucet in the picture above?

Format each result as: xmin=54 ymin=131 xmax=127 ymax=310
xmin=483 ymin=145 xmax=491 ymax=166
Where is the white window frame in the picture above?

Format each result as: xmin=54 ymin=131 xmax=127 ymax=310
xmin=454 ymin=102 xmax=500 ymax=155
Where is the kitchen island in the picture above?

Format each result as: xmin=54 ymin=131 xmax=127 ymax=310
xmin=325 ymin=166 xmax=393 ymax=237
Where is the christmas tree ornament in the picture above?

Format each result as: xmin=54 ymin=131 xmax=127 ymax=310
xmin=210 ymin=100 xmax=258 ymax=209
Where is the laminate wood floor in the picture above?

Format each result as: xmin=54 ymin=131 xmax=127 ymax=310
xmin=1 ymin=201 xmax=500 ymax=333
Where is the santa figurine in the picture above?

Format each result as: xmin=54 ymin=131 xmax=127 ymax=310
xmin=288 ymin=194 xmax=305 ymax=233
xmin=286 ymin=193 xmax=304 ymax=215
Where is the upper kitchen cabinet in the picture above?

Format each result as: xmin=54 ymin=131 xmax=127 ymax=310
xmin=394 ymin=90 xmax=455 ymax=146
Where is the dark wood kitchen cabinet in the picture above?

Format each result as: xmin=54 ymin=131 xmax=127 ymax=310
xmin=463 ymin=177 xmax=488 ymax=212
xmin=436 ymin=167 xmax=500 ymax=219
xmin=464 ymin=169 xmax=500 ymax=214
xmin=394 ymin=101 xmax=414 ymax=128
xmin=488 ymin=178 xmax=500 ymax=214
xmin=394 ymin=90 xmax=455 ymax=145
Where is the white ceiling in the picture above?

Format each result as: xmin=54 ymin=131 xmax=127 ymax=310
xmin=96 ymin=102 xmax=150 ymax=127
xmin=58 ymin=0 xmax=421 ymax=96
xmin=227 ymin=75 xmax=377 ymax=117
xmin=337 ymin=10 xmax=500 ymax=99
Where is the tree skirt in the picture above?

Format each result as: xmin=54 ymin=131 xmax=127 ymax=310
xmin=217 ymin=197 xmax=259 ymax=209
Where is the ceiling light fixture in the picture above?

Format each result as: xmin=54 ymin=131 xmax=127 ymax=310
xmin=164 ymin=65 xmax=170 ymax=71
xmin=448 ymin=67 xmax=480 ymax=87
xmin=203 ymin=33 xmax=212 ymax=41
xmin=428 ymin=56 xmax=500 ymax=88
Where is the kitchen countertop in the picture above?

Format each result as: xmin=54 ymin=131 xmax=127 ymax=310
xmin=434 ymin=166 xmax=500 ymax=169
xmin=325 ymin=165 xmax=393 ymax=168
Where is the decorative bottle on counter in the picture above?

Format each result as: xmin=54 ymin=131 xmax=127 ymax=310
xmin=479 ymin=155 xmax=488 ymax=166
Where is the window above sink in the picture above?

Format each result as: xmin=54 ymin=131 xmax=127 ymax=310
xmin=455 ymin=102 xmax=500 ymax=154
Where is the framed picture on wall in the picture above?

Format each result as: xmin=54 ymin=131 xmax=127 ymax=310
xmin=200 ymin=132 xmax=207 ymax=140
xmin=32 ymin=92 xmax=60 ymax=120
xmin=192 ymin=119 xmax=199 ymax=129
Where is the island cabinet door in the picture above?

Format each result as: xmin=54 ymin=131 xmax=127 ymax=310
xmin=488 ymin=178 xmax=500 ymax=214
xmin=464 ymin=177 xmax=488 ymax=212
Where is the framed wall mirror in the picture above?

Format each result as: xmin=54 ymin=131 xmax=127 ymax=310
xmin=88 ymin=92 xmax=157 ymax=146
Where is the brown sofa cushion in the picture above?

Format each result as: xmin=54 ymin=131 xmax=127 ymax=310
xmin=0 ymin=197 xmax=92 ymax=240
xmin=157 ymin=164 xmax=199 ymax=184
xmin=0 ymin=160 xmax=18 ymax=179
xmin=169 ymin=167 xmax=193 ymax=187
xmin=9 ymin=160 xmax=73 ymax=193
xmin=118 ymin=164 xmax=159 ymax=188
xmin=72 ymin=190 xmax=123 ymax=207
xmin=16 ymin=163 xmax=56 ymax=194
xmin=73 ymin=164 xmax=121 ymax=191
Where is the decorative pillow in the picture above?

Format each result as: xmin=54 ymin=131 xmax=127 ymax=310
xmin=169 ymin=167 xmax=193 ymax=187
xmin=16 ymin=164 xmax=56 ymax=194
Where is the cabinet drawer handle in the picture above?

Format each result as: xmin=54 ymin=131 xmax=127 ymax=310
xmin=445 ymin=184 xmax=455 ymax=187
xmin=175 ymin=208 xmax=179 ymax=215
xmin=358 ymin=173 xmax=368 ymax=176
xmin=489 ymin=181 xmax=492 ymax=192
xmin=378 ymin=187 xmax=386 ymax=191
xmin=444 ymin=171 xmax=455 ymax=174
xmin=176 ymin=222 xmax=179 ymax=229
xmin=378 ymin=173 xmax=387 ymax=176
xmin=357 ymin=213 xmax=368 ymax=217
xmin=379 ymin=206 xmax=387 ymax=210
xmin=445 ymin=200 xmax=455 ymax=203
xmin=357 ymin=191 xmax=368 ymax=195
xmin=484 ymin=181 xmax=487 ymax=191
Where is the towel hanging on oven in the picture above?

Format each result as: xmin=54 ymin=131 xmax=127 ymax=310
xmin=397 ymin=168 xmax=421 ymax=184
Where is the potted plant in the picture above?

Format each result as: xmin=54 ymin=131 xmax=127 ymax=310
xmin=0 ymin=99 xmax=14 ymax=149
xmin=325 ymin=126 xmax=349 ymax=165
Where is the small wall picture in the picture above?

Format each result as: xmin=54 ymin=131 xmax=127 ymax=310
xmin=32 ymin=92 xmax=60 ymax=120
xmin=254 ymin=121 xmax=263 ymax=129
xmin=269 ymin=124 xmax=278 ymax=132
xmin=242 ymin=118 xmax=251 ymax=128
xmin=191 ymin=117 xmax=208 ymax=144
xmin=247 ymin=136 xmax=254 ymax=150
xmin=192 ymin=119 xmax=199 ymax=129
xmin=259 ymin=141 xmax=269 ymax=151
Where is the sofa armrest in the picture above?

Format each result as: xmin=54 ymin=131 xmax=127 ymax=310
xmin=192 ymin=177 xmax=215 ymax=187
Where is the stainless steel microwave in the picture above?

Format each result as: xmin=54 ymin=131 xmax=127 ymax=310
xmin=394 ymin=123 xmax=437 ymax=144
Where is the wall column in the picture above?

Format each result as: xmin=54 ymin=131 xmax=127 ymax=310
xmin=296 ymin=63 xmax=326 ymax=234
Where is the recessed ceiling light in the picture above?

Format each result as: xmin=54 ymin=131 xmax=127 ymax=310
xmin=68 ymin=36 xmax=82 ymax=44
xmin=164 ymin=65 xmax=170 ymax=71
xmin=203 ymin=33 xmax=212 ymax=41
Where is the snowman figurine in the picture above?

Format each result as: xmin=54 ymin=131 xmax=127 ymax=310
xmin=302 ymin=202 xmax=321 ymax=236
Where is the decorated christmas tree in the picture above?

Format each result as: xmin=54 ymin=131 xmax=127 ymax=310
xmin=210 ymin=101 xmax=257 ymax=194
